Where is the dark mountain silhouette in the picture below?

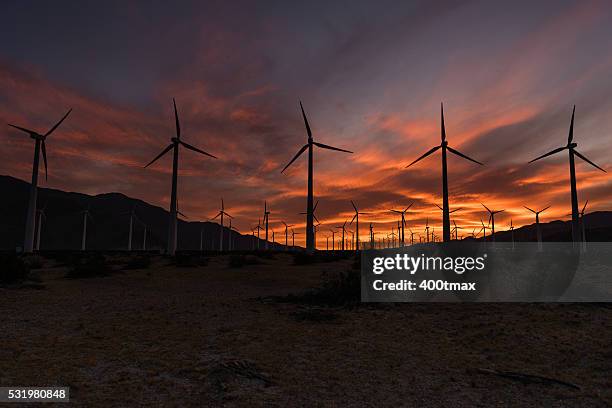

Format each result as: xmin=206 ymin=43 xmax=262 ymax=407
xmin=0 ymin=175 xmax=280 ymax=251
xmin=1 ymin=175 xmax=611 ymax=251
xmin=465 ymin=212 xmax=612 ymax=243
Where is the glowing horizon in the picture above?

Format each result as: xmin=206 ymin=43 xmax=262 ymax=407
xmin=1 ymin=1 xmax=611 ymax=248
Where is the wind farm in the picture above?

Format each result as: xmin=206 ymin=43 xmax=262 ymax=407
xmin=2 ymin=3 xmax=612 ymax=406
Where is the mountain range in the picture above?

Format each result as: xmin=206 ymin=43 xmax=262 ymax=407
xmin=1 ymin=175 xmax=611 ymax=251
xmin=0 ymin=175 xmax=275 ymax=251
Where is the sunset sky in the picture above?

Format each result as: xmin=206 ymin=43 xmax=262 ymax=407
xmin=1 ymin=0 xmax=611 ymax=247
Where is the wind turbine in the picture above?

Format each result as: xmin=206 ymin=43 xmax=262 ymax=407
xmin=211 ymin=199 xmax=232 ymax=252
xmin=390 ymin=204 xmax=413 ymax=247
xmin=253 ymin=219 xmax=263 ymax=250
xmin=478 ymin=219 xmax=489 ymax=242
xmin=8 ymin=108 xmax=72 ymax=252
xmin=291 ymin=229 xmax=301 ymax=249
xmin=80 ymin=204 xmax=93 ymax=251
xmin=525 ymin=205 xmax=550 ymax=251
xmin=144 ymin=98 xmax=217 ymax=256
xmin=508 ymin=219 xmax=515 ymax=251
xmin=299 ymin=200 xmax=320 ymax=246
xmin=330 ymin=229 xmax=337 ymax=251
xmin=335 ymin=220 xmax=348 ymax=251
xmin=434 ymin=203 xmax=462 ymax=239
xmin=138 ymin=218 xmax=148 ymax=251
xmin=389 ymin=228 xmax=398 ymax=248
xmin=281 ymin=102 xmax=353 ymax=252
xmin=281 ymin=221 xmax=294 ymax=250
xmin=406 ymin=103 xmax=484 ymax=242
xmin=250 ymin=227 xmax=257 ymax=250
xmin=528 ymin=106 xmax=605 ymax=243
xmin=424 ymin=218 xmax=430 ymax=243
xmin=369 ymin=223 xmax=374 ymax=249
xmin=349 ymin=201 xmax=369 ymax=252
xmin=314 ymin=221 xmax=321 ymax=249
xmin=481 ymin=204 xmax=504 ymax=242
xmin=263 ymin=201 xmax=270 ymax=250
xmin=120 ymin=207 xmax=139 ymax=251
xmin=35 ymin=202 xmax=48 ymax=251
xmin=451 ymin=220 xmax=463 ymax=241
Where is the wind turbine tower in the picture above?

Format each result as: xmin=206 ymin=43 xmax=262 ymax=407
xmin=281 ymin=102 xmax=353 ymax=252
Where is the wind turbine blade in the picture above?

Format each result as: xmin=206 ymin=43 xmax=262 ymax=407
xmin=404 ymin=203 xmax=413 ymax=212
xmin=179 ymin=140 xmax=217 ymax=159
xmin=281 ymin=144 xmax=308 ymax=173
xmin=568 ymin=105 xmax=575 ymax=144
xmin=523 ymin=206 xmax=536 ymax=214
xmin=350 ymin=213 xmax=357 ymax=224
xmin=351 ymin=200 xmax=357 ymax=212
xmin=314 ymin=214 xmax=320 ymax=223
xmin=481 ymin=203 xmax=491 ymax=213
xmin=313 ymin=141 xmax=353 ymax=154
xmin=313 ymin=200 xmax=319 ymax=212
xmin=173 ymin=98 xmax=180 ymax=139
xmin=540 ymin=205 xmax=551 ymax=213
xmin=145 ymin=143 xmax=173 ymax=168
xmin=582 ymin=200 xmax=589 ymax=214
xmin=440 ymin=102 xmax=446 ymax=142
xmin=447 ymin=146 xmax=483 ymax=165
xmin=299 ymin=101 xmax=312 ymax=139
xmin=390 ymin=209 xmax=401 ymax=214
xmin=450 ymin=208 xmax=462 ymax=213
xmin=434 ymin=203 xmax=443 ymax=211
xmin=8 ymin=123 xmax=38 ymax=136
xmin=574 ymin=150 xmax=606 ymax=172
xmin=41 ymin=140 xmax=48 ymax=181
xmin=44 ymin=108 xmax=72 ymax=137
xmin=211 ymin=212 xmax=221 ymax=220
xmin=405 ymin=145 xmax=440 ymax=168
xmin=528 ymin=146 xmax=566 ymax=163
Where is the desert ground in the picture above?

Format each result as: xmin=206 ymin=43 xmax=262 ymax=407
xmin=1 ymin=252 xmax=610 ymax=407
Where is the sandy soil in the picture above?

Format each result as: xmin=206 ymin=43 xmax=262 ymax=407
xmin=1 ymin=253 xmax=610 ymax=407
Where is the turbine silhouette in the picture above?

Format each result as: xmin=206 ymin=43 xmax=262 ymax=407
xmin=406 ymin=103 xmax=483 ymax=242
xmin=528 ymin=106 xmax=605 ymax=243
xmin=211 ymin=199 xmax=232 ymax=252
xmin=525 ymin=205 xmax=550 ymax=251
xmin=8 ymin=108 xmax=72 ymax=252
xmin=390 ymin=203 xmax=413 ymax=247
xmin=481 ymin=203 xmax=504 ymax=242
xmin=349 ymin=201 xmax=369 ymax=252
xmin=145 ymin=98 xmax=217 ymax=256
xmin=281 ymin=101 xmax=353 ymax=252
